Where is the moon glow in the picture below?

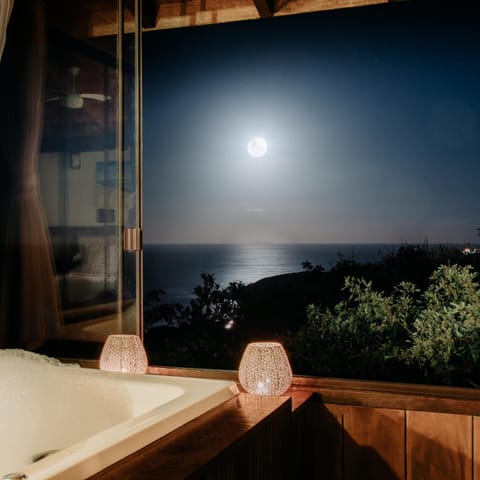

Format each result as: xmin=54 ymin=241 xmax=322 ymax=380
xmin=247 ymin=137 xmax=268 ymax=157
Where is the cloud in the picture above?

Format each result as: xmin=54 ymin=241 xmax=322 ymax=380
xmin=246 ymin=208 xmax=267 ymax=213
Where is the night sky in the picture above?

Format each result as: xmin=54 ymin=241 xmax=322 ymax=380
xmin=142 ymin=1 xmax=480 ymax=245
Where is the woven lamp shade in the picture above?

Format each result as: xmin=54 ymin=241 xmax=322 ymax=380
xmin=99 ymin=335 xmax=148 ymax=373
xmin=238 ymin=342 xmax=292 ymax=395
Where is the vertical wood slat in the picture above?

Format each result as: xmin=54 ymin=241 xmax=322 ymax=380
xmin=343 ymin=406 xmax=405 ymax=480
xmin=407 ymin=410 xmax=472 ymax=480
xmin=474 ymin=417 xmax=480 ymax=480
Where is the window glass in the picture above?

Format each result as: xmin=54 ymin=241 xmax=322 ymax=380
xmin=143 ymin=2 xmax=480 ymax=387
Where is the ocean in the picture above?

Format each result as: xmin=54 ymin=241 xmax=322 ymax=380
xmin=143 ymin=243 xmax=402 ymax=305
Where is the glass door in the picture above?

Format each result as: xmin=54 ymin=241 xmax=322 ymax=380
xmin=35 ymin=0 xmax=140 ymax=353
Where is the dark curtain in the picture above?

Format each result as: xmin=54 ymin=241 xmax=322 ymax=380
xmin=0 ymin=0 xmax=61 ymax=349
xmin=0 ymin=0 xmax=14 ymax=58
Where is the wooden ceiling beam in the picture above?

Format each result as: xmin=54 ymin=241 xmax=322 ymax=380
xmin=125 ymin=0 xmax=158 ymax=29
xmin=147 ymin=0 xmax=398 ymax=31
xmin=141 ymin=0 xmax=159 ymax=28
xmin=274 ymin=0 xmax=390 ymax=17
xmin=149 ymin=1 xmax=259 ymax=31
xmin=47 ymin=0 xmax=400 ymax=37
xmin=252 ymin=0 xmax=275 ymax=17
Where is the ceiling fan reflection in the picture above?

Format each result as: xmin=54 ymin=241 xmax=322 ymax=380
xmin=46 ymin=66 xmax=110 ymax=109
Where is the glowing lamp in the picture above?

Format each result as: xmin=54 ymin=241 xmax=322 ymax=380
xmin=99 ymin=334 xmax=148 ymax=373
xmin=238 ymin=342 xmax=292 ymax=395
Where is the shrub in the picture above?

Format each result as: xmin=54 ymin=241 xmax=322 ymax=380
xmin=290 ymin=264 xmax=480 ymax=386
xmin=290 ymin=276 xmax=418 ymax=380
xmin=406 ymin=265 xmax=480 ymax=385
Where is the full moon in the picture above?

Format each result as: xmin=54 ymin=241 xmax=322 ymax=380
xmin=247 ymin=137 xmax=268 ymax=157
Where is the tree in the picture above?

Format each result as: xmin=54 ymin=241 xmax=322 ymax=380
xmin=144 ymin=288 xmax=185 ymax=330
xmin=144 ymin=274 xmax=245 ymax=369
xmin=185 ymin=273 xmax=244 ymax=330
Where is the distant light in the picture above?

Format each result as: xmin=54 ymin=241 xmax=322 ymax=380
xmin=247 ymin=137 xmax=268 ymax=157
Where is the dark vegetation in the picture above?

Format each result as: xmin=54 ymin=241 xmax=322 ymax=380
xmin=144 ymin=244 xmax=480 ymax=387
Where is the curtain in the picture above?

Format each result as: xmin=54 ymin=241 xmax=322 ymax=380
xmin=0 ymin=0 xmax=14 ymax=59
xmin=0 ymin=0 xmax=61 ymax=349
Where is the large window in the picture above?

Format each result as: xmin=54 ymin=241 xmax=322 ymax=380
xmin=143 ymin=1 xmax=480 ymax=386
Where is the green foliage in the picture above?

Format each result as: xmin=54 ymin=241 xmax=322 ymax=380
xmin=406 ymin=265 xmax=480 ymax=385
xmin=289 ymin=264 xmax=480 ymax=386
xmin=290 ymin=276 xmax=418 ymax=380
xmin=145 ymin=245 xmax=480 ymax=386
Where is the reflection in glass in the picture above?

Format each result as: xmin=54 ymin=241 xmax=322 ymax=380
xmin=40 ymin=15 xmax=121 ymax=343
xmin=0 ymin=0 xmax=138 ymax=356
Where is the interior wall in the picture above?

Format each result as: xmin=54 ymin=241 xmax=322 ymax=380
xmin=39 ymin=150 xmax=118 ymax=227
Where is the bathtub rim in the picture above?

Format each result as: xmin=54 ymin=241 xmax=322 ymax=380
xmin=12 ymin=368 xmax=239 ymax=480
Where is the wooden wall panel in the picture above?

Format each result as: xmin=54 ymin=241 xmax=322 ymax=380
xmin=84 ymin=384 xmax=480 ymax=480
xmin=343 ymin=406 xmax=405 ymax=480
xmin=313 ymin=402 xmax=345 ymax=480
xmin=407 ymin=410 xmax=473 ymax=480
xmin=289 ymin=395 xmax=314 ymax=478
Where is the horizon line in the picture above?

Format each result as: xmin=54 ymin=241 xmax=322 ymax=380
xmin=143 ymin=241 xmax=475 ymax=246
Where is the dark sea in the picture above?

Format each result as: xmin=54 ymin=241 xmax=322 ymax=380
xmin=143 ymin=243 xmax=403 ymax=305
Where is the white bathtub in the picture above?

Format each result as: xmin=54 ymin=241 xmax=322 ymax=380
xmin=0 ymin=350 xmax=239 ymax=480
